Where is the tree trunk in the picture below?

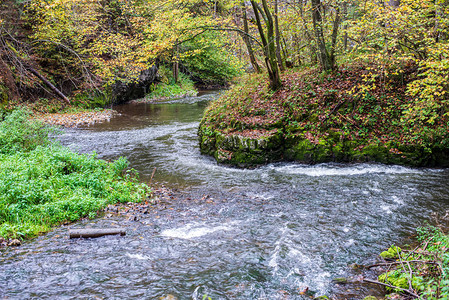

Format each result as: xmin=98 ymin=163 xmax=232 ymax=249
xmin=343 ymin=1 xmax=348 ymax=51
xmin=241 ymin=2 xmax=261 ymax=73
xmin=27 ymin=65 xmax=71 ymax=104
xmin=311 ymin=0 xmax=340 ymax=71
xmin=311 ymin=0 xmax=331 ymax=71
xmin=250 ymin=0 xmax=282 ymax=90
xmin=274 ymin=0 xmax=284 ymax=71
xmin=173 ymin=43 xmax=179 ymax=83
xmin=298 ymin=0 xmax=318 ymax=65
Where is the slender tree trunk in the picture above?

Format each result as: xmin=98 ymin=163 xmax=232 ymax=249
xmin=298 ymin=0 xmax=318 ymax=65
xmin=250 ymin=0 xmax=282 ymax=90
xmin=173 ymin=42 xmax=179 ymax=83
xmin=27 ymin=65 xmax=70 ymax=104
xmin=241 ymin=2 xmax=261 ymax=73
xmin=343 ymin=1 xmax=348 ymax=51
xmin=311 ymin=0 xmax=331 ymax=71
xmin=274 ymin=0 xmax=284 ymax=71
xmin=292 ymin=34 xmax=302 ymax=66
xmin=281 ymin=37 xmax=290 ymax=67
xmin=330 ymin=6 xmax=341 ymax=68
xmin=311 ymin=0 xmax=340 ymax=71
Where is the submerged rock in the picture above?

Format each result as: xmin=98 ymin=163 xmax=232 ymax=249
xmin=332 ymin=277 xmax=348 ymax=284
xmin=159 ymin=294 xmax=177 ymax=300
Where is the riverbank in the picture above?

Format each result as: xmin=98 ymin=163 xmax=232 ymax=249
xmin=129 ymin=90 xmax=198 ymax=104
xmin=0 ymin=109 xmax=150 ymax=242
xmin=2 ymin=94 xmax=448 ymax=299
xmin=363 ymin=226 xmax=449 ymax=299
xmin=199 ymin=65 xmax=449 ymax=167
xmin=37 ymin=109 xmax=117 ymax=128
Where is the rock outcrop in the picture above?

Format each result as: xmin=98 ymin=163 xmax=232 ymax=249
xmin=112 ymin=65 xmax=159 ymax=104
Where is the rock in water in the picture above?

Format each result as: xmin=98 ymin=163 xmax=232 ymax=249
xmin=8 ymin=239 xmax=21 ymax=246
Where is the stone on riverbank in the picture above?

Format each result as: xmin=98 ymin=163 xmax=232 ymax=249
xmin=39 ymin=109 xmax=117 ymax=128
xmin=7 ymin=239 xmax=21 ymax=247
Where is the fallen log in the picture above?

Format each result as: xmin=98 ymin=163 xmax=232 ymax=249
xmin=69 ymin=228 xmax=126 ymax=239
xmin=26 ymin=65 xmax=71 ymax=104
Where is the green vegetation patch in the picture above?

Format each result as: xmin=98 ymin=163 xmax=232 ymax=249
xmin=145 ymin=67 xmax=197 ymax=101
xmin=0 ymin=109 xmax=150 ymax=240
xmin=377 ymin=227 xmax=449 ymax=299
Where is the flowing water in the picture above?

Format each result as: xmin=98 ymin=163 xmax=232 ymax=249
xmin=1 ymin=92 xmax=449 ymax=299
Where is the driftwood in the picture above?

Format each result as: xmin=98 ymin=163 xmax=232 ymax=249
xmin=69 ymin=228 xmax=126 ymax=239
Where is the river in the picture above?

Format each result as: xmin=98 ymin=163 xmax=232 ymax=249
xmin=1 ymin=91 xmax=448 ymax=299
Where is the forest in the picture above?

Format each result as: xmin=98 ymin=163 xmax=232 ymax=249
xmin=0 ymin=0 xmax=448 ymax=163
xmin=1 ymin=0 xmax=449 ymax=299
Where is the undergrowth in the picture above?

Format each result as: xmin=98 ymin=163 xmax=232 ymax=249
xmin=0 ymin=109 xmax=150 ymax=240
xmin=199 ymin=62 xmax=449 ymax=166
xmin=377 ymin=226 xmax=449 ymax=299
xmin=146 ymin=67 xmax=197 ymax=100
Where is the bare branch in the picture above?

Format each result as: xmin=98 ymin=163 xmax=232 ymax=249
xmin=363 ymin=278 xmax=419 ymax=298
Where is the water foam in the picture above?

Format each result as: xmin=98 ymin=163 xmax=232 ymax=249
xmin=272 ymin=163 xmax=421 ymax=177
xmin=125 ymin=253 xmax=151 ymax=260
xmin=160 ymin=222 xmax=236 ymax=239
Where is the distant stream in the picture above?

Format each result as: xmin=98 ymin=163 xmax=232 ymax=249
xmin=1 ymin=91 xmax=449 ymax=299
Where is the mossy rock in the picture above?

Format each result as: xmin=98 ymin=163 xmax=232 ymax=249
xmin=214 ymin=131 xmax=282 ymax=152
xmin=380 ymin=245 xmax=401 ymax=259
xmin=206 ymin=130 xmax=284 ymax=166
xmin=332 ymin=277 xmax=348 ymax=284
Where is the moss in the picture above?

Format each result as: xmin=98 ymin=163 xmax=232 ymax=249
xmin=73 ymin=89 xmax=113 ymax=108
xmin=380 ymin=245 xmax=402 ymax=259
xmin=0 ymin=84 xmax=9 ymax=106
xmin=198 ymin=67 xmax=449 ymax=167
xmin=200 ymin=123 xmax=449 ymax=166
xmin=231 ymin=151 xmax=267 ymax=166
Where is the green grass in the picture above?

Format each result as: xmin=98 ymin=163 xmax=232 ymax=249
xmin=0 ymin=109 xmax=150 ymax=239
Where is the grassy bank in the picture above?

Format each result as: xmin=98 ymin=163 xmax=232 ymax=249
xmin=140 ymin=69 xmax=197 ymax=102
xmin=199 ymin=64 xmax=449 ymax=167
xmin=0 ymin=109 xmax=150 ymax=240
xmin=372 ymin=227 xmax=449 ymax=299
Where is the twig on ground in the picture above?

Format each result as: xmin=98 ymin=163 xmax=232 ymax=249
xmin=363 ymin=278 xmax=419 ymax=298
xmin=366 ymin=260 xmax=439 ymax=269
